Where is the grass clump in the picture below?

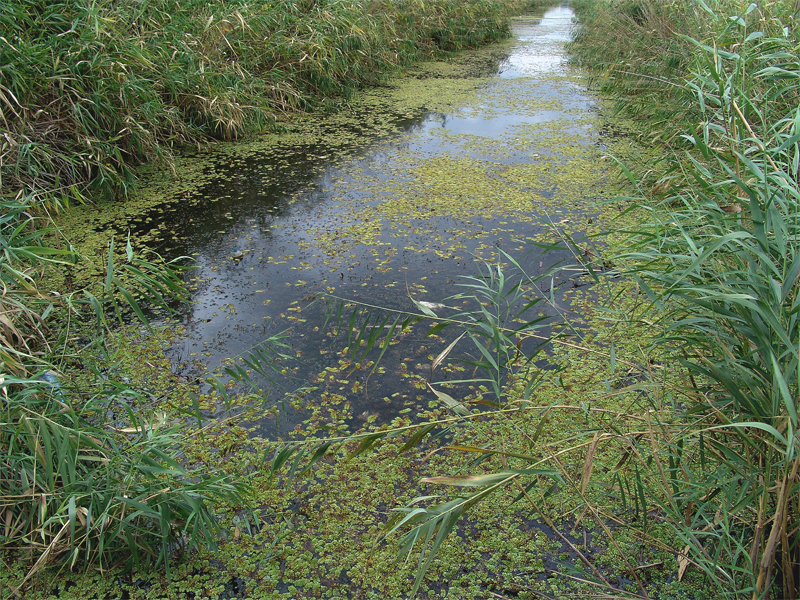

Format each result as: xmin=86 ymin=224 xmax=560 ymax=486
xmin=0 ymin=192 xmax=246 ymax=593
xmin=2 ymin=374 xmax=244 ymax=584
xmin=569 ymin=0 xmax=800 ymax=145
xmin=0 ymin=0 xmax=529 ymax=205
xmin=568 ymin=0 xmax=800 ymax=597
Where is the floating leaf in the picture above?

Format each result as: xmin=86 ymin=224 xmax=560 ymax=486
xmin=430 ymin=332 xmax=465 ymax=379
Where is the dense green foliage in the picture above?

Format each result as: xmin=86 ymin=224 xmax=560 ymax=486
xmin=0 ymin=194 xmax=245 ymax=592
xmin=3 ymin=373 xmax=245 ymax=583
xmin=0 ymin=0 xmax=520 ymax=204
xmin=570 ymin=0 xmax=800 ymax=597
xmin=570 ymin=0 xmax=800 ymax=141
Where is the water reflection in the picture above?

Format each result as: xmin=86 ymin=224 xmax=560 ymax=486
xmin=498 ymin=5 xmax=575 ymax=78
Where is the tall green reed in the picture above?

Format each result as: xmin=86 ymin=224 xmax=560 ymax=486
xmin=0 ymin=193 xmax=245 ymax=591
xmin=571 ymin=1 xmax=800 ymax=596
xmin=622 ymin=26 xmax=800 ymax=600
xmin=0 ymin=0 xmax=523 ymax=207
xmin=2 ymin=377 xmax=245 ymax=589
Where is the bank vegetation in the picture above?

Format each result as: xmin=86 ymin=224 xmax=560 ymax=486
xmin=567 ymin=0 xmax=800 ymax=597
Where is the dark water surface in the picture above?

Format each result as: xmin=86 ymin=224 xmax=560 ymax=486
xmin=133 ymin=3 xmax=605 ymax=437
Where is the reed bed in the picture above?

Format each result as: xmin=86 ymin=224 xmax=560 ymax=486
xmin=1 ymin=0 xmax=524 ymax=206
xmin=569 ymin=0 xmax=800 ymax=596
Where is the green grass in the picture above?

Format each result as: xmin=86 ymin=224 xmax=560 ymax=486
xmin=1 ymin=0 xmax=532 ymax=206
xmin=568 ymin=0 xmax=800 ymax=597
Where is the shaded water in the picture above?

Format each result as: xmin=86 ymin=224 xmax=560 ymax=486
xmin=132 ymin=3 xmax=606 ymax=437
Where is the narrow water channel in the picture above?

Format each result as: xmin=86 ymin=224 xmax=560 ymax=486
xmin=130 ymin=3 xmax=607 ymax=437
